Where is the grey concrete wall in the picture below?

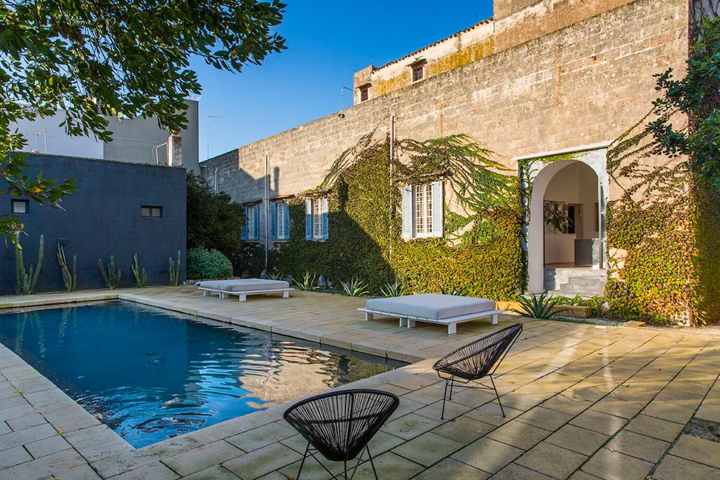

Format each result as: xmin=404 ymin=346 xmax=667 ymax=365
xmin=0 ymin=154 xmax=187 ymax=294
xmin=104 ymin=100 xmax=199 ymax=172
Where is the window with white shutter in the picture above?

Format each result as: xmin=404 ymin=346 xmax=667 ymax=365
xmin=402 ymin=181 xmax=443 ymax=240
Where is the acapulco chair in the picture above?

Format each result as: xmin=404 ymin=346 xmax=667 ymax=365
xmin=283 ymin=389 xmax=399 ymax=479
xmin=433 ymin=323 xmax=523 ymax=419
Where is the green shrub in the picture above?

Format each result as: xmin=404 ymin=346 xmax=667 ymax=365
xmin=186 ymin=248 xmax=233 ymax=280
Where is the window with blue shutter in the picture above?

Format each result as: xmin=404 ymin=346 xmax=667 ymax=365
xmin=305 ymin=197 xmax=329 ymax=241
xmin=254 ymin=205 xmax=262 ymax=242
xmin=241 ymin=204 xmax=263 ymax=241
xmin=321 ymin=197 xmax=329 ymax=241
xmin=305 ymin=198 xmax=313 ymax=240
xmin=270 ymin=202 xmax=278 ymax=240
xmin=241 ymin=206 xmax=249 ymax=240
xmin=282 ymin=202 xmax=291 ymax=240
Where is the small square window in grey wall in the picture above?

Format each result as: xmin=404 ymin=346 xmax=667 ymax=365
xmin=11 ymin=199 xmax=28 ymax=214
xmin=141 ymin=206 xmax=163 ymax=218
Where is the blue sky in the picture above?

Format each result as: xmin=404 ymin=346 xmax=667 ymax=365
xmin=193 ymin=0 xmax=494 ymax=161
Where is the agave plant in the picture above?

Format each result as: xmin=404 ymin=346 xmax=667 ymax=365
xmin=341 ymin=277 xmax=369 ymax=297
xmin=380 ymin=281 xmax=406 ymax=297
xmin=516 ymin=292 xmax=565 ymax=319
xmin=267 ymin=271 xmax=286 ymax=281
xmin=293 ymin=272 xmax=317 ymax=291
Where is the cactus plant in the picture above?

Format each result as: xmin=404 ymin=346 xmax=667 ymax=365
xmin=98 ymin=256 xmax=122 ymax=289
xmin=131 ymin=253 xmax=148 ymax=288
xmin=168 ymin=250 xmax=181 ymax=286
xmin=56 ymin=243 xmax=77 ymax=292
xmin=15 ymin=234 xmax=44 ymax=295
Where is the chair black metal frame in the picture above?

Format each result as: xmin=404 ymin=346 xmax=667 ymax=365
xmin=433 ymin=323 xmax=523 ymax=420
xmin=284 ymin=388 xmax=400 ymax=480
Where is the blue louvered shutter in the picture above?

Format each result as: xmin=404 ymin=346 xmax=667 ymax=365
xmin=321 ymin=197 xmax=329 ymax=240
xmin=431 ymin=181 xmax=444 ymax=237
xmin=254 ymin=205 xmax=261 ymax=241
xmin=401 ymin=186 xmax=413 ymax=240
xmin=270 ymin=202 xmax=278 ymax=240
xmin=283 ymin=202 xmax=291 ymax=240
xmin=305 ymin=198 xmax=313 ymax=240
xmin=241 ymin=207 xmax=249 ymax=240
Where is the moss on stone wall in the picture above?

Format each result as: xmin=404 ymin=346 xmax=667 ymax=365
xmin=428 ymin=38 xmax=495 ymax=77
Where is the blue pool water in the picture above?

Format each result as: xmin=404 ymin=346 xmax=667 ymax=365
xmin=0 ymin=301 xmax=403 ymax=448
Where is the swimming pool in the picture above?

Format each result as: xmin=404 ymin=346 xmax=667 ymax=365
xmin=0 ymin=301 xmax=403 ymax=448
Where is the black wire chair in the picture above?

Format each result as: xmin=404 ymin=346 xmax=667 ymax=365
xmin=433 ymin=323 xmax=523 ymax=419
xmin=284 ymin=389 xmax=400 ymax=480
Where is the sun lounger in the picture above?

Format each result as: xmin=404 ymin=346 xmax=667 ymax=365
xmin=197 ymin=279 xmax=293 ymax=302
xmin=358 ymin=294 xmax=501 ymax=335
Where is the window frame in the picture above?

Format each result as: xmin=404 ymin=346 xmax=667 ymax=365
xmin=410 ymin=60 xmax=426 ymax=83
xmin=413 ymin=183 xmax=434 ymax=238
xmin=274 ymin=200 xmax=290 ymax=241
xmin=358 ymin=84 xmax=370 ymax=102
xmin=11 ymin=199 xmax=29 ymax=215
xmin=141 ymin=205 xmax=163 ymax=218
xmin=312 ymin=199 xmax=323 ymax=240
xmin=245 ymin=204 xmax=260 ymax=241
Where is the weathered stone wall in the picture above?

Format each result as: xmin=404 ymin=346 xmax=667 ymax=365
xmin=203 ymin=0 xmax=688 ymax=208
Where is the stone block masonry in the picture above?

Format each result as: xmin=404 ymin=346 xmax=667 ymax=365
xmin=202 ymin=0 xmax=688 ymax=210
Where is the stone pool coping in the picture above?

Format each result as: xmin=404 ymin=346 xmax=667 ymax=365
xmin=1 ymin=287 xmax=720 ymax=480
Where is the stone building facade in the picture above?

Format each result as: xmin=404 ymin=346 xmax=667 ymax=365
xmin=202 ymin=0 xmax=690 ymax=294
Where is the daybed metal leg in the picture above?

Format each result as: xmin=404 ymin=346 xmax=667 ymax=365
xmin=448 ymin=323 xmax=457 ymax=335
xmin=441 ymin=380 xmax=449 ymax=420
xmin=238 ymin=293 xmax=247 ymax=303
xmin=365 ymin=312 xmax=373 ymax=321
xmin=283 ymin=289 xmax=290 ymax=299
xmin=492 ymin=314 xmax=498 ymax=325
xmin=490 ymin=375 xmax=505 ymax=417
xmin=407 ymin=319 xmax=416 ymax=328
xmin=202 ymin=290 xmax=207 ymax=297
xmin=297 ymin=442 xmax=310 ymax=480
xmin=399 ymin=318 xmax=407 ymax=328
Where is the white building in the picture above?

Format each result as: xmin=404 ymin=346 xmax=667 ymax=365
xmin=12 ymin=100 xmax=199 ymax=171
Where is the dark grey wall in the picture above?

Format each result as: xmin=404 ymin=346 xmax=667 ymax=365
xmin=0 ymin=154 xmax=186 ymax=294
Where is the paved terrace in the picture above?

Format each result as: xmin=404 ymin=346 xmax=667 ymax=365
xmin=0 ymin=286 xmax=719 ymax=480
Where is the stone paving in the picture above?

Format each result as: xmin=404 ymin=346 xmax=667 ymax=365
xmin=0 ymin=286 xmax=719 ymax=480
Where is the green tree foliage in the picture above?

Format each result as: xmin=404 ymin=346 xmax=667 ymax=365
xmin=648 ymin=17 xmax=720 ymax=192
xmin=186 ymin=173 xmax=244 ymax=265
xmin=0 ymin=0 xmax=286 ymax=240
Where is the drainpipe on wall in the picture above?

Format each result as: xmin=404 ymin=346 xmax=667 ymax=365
xmin=389 ymin=114 xmax=396 ymax=260
xmin=264 ymin=153 xmax=270 ymax=274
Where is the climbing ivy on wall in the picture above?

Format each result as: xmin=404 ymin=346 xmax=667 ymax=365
xmin=273 ymin=134 xmax=524 ymax=299
xmin=603 ymin=16 xmax=720 ymax=326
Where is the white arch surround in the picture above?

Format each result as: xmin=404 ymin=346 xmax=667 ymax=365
xmin=523 ymin=148 xmax=609 ymax=293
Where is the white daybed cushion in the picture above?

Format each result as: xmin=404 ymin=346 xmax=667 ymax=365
xmin=365 ymin=294 xmax=495 ymax=320
xmin=197 ymin=279 xmax=289 ymax=292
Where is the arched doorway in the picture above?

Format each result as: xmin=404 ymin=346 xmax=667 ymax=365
xmin=524 ymin=148 xmax=608 ymax=294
